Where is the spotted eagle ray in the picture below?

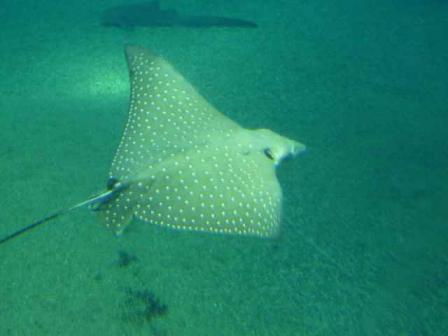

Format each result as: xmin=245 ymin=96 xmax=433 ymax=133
xmin=0 ymin=45 xmax=305 ymax=245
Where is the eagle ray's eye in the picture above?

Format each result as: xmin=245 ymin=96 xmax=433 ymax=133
xmin=264 ymin=148 xmax=274 ymax=160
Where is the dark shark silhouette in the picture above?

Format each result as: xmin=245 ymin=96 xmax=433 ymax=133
xmin=101 ymin=1 xmax=257 ymax=28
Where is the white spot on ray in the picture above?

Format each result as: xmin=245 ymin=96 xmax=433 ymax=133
xmin=100 ymin=45 xmax=305 ymax=237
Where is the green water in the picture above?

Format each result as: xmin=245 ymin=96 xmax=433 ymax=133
xmin=1 ymin=0 xmax=447 ymax=335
